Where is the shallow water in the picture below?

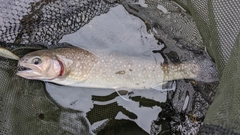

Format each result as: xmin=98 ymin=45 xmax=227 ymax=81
xmin=47 ymin=5 xmax=167 ymax=133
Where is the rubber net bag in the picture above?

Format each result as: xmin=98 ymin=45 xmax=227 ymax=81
xmin=0 ymin=0 xmax=238 ymax=134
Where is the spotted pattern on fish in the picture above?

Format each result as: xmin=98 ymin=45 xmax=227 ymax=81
xmin=17 ymin=47 xmax=212 ymax=91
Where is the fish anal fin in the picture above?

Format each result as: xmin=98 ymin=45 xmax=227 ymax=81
xmin=115 ymin=88 xmax=134 ymax=101
xmin=151 ymin=81 xmax=176 ymax=92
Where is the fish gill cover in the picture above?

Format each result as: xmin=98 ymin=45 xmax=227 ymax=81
xmin=0 ymin=0 xmax=230 ymax=134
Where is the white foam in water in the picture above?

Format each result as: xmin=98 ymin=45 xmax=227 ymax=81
xmin=46 ymin=5 xmax=167 ymax=133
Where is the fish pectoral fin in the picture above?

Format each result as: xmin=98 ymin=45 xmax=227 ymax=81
xmin=151 ymin=81 xmax=176 ymax=92
xmin=115 ymin=88 xmax=134 ymax=101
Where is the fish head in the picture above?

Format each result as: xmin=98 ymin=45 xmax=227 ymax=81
xmin=16 ymin=50 xmax=61 ymax=80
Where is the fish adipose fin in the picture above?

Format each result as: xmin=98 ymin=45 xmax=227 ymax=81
xmin=151 ymin=81 xmax=176 ymax=92
xmin=115 ymin=88 xmax=134 ymax=101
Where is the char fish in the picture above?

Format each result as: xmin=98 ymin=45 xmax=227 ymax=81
xmin=16 ymin=47 xmax=215 ymax=99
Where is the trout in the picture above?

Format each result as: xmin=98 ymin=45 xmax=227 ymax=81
xmin=16 ymin=47 xmax=216 ymax=94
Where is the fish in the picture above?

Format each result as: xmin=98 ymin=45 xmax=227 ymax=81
xmin=0 ymin=47 xmax=19 ymax=60
xmin=16 ymin=47 xmax=216 ymax=99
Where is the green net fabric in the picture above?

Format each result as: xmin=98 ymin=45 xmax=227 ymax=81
xmin=0 ymin=0 xmax=239 ymax=134
xmin=182 ymin=0 xmax=240 ymax=134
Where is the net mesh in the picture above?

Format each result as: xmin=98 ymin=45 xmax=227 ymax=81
xmin=0 ymin=0 xmax=239 ymax=134
xmin=183 ymin=0 xmax=240 ymax=133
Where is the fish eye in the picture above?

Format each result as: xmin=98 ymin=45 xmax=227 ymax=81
xmin=32 ymin=58 xmax=42 ymax=65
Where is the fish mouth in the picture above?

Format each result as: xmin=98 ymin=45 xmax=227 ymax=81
xmin=17 ymin=66 xmax=32 ymax=71
xmin=16 ymin=63 xmax=42 ymax=79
